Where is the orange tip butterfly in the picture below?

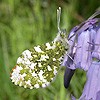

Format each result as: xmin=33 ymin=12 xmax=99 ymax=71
xmin=10 ymin=7 xmax=69 ymax=89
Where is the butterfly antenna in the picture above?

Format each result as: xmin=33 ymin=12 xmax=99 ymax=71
xmin=57 ymin=7 xmax=61 ymax=33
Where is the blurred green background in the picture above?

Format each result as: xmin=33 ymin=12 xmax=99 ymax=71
xmin=0 ymin=0 xmax=99 ymax=100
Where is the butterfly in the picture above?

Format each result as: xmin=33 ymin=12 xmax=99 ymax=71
xmin=10 ymin=7 xmax=69 ymax=89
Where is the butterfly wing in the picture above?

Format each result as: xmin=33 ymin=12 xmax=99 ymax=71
xmin=10 ymin=42 xmax=65 ymax=89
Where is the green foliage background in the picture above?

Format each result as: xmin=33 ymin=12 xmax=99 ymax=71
xmin=0 ymin=0 xmax=99 ymax=100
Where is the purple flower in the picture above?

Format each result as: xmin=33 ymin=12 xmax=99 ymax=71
xmin=64 ymin=18 xmax=100 ymax=71
xmin=63 ymin=10 xmax=100 ymax=100
xmin=79 ymin=61 xmax=100 ymax=100
xmin=92 ymin=28 xmax=100 ymax=59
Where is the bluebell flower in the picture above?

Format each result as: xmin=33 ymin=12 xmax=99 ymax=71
xmin=64 ymin=18 xmax=100 ymax=71
xmin=63 ymin=10 xmax=100 ymax=100
xmin=80 ymin=61 xmax=100 ymax=100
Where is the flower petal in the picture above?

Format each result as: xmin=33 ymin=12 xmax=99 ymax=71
xmin=79 ymin=61 xmax=100 ymax=100
xmin=96 ymin=91 xmax=100 ymax=100
xmin=74 ymin=30 xmax=92 ymax=70
xmin=92 ymin=28 xmax=100 ymax=60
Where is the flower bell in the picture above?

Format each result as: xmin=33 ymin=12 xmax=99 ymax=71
xmin=64 ymin=17 xmax=100 ymax=71
xmin=79 ymin=61 xmax=100 ymax=100
xmin=63 ymin=9 xmax=100 ymax=100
